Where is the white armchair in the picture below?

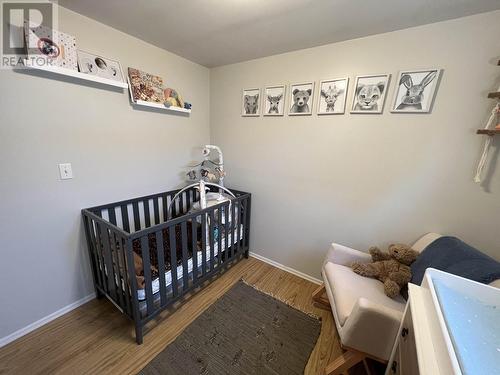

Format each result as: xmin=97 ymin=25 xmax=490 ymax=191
xmin=313 ymin=233 xmax=442 ymax=375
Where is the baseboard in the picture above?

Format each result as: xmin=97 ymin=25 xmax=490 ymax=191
xmin=249 ymin=252 xmax=322 ymax=285
xmin=0 ymin=293 xmax=95 ymax=348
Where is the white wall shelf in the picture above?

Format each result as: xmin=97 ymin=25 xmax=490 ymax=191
xmin=127 ymin=77 xmax=191 ymax=114
xmin=23 ymin=59 xmax=129 ymax=89
xmin=131 ymin=100 xmax=191 ymax=113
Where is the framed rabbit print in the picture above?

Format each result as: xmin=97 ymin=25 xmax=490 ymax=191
xmin=391 ymin=69 xmax=442 ymax=113
xmin=264 ymin=85 xmax=286 ymax=116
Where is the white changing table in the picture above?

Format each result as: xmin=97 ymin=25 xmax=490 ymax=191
xmin=386 ymin=268 xmax=500 ymax=375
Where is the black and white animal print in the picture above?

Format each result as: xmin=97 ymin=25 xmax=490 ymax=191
xmin=244 ymin=94 xmax=259 ymax=114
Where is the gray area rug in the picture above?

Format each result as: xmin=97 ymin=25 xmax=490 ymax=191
xmin=140 ymin=281 xmax=322 ymax=375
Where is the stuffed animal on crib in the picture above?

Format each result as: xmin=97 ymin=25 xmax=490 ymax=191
xmin=350 ymin=244 xmax=419 ymax=298
xmin=163 ymin=88 xmax=184 ymax=108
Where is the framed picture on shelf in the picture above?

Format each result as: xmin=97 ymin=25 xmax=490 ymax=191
xmin=264 ymin=85 xmax=286 ymax=116
xmin=77 ymin=51 xmax=125 ymax=82
xmin=128 ymin=68 xmax=165 ymax=103
xmin=350 ymin=74 xmax=391 ymax=114
xmin=242 ymin=88 xmax=261 ymax=116
xmin=24 ymin=21 xmax=78 ymax=70
xmin=288 ymin=82 xmax=314 ymax=116
xmin=317 ymin=77 xmax=349 ymax=115
xmin=391 ymin=68 xmax=442 ymax=113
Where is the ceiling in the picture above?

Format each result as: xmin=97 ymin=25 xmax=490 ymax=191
xmin=58 ymin=0 xmax=500 ymax=68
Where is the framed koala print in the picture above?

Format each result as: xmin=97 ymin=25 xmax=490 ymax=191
xmin=350 ymin=74 xmax=391 ymax=114
xmin=288 ymin=82 xmax=314 ymax=116
xmin=242 ymin=88 xmax=261 ymax=116
xmin=264 ymin=85 xmax=286 ymax=116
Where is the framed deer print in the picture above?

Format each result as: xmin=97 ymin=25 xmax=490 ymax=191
xmin=317 ymin=78 xmax=349 ymax=115
xmin=264 ymin=85 xmax=286 ymax=116
xmin=391 ymin=69 xmax=442 ymax=113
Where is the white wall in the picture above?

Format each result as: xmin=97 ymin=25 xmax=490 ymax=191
xmin=0 ymin=7 xmax=210 ymax=339
xmin=210 ymin=11 xmax=500 ymax=279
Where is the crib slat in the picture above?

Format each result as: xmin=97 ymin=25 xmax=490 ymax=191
xmin=155 ymin=230 xmax=167 ymax=307
xmin=245 ymin=197 xmax=251 ymax=252
xmin=217 ymin=205 xmax=223 ymax=266
xmin=179 ymin=192 xmax=184 ymax=215
xmin=99 ymin=224 xmax=117 ymax=301
xmin=121 ymin=205 xmax=130 ymax=232
xmin=169 ymin=226 xmax=179 ymax=298
xmin=108 ymin=208 xmax=117 ymax=226
xmin=119 ymin=237 xmax=132 ymax=316
xmin=92 ymin=221 xmax=108 ymax=293
xmin=241 ymin=199 xmax=247 ymax=252
xmin=191 ymin=218 xmax=198 ymax=283
xmin=236 ymin=199 xmax=241 ymax=255
xmin=201 ymin=213 xmax=207 ymax=277
xmin=224 ymin=203 xmax=229 ymax=262
xmin=230 ymin=201 xmax=236 ymax=260
xmin=209 ymin=210 xmax=215 ymax=272
xmin=87 ymin=218 xmax=104 ymax=289
xmin=143 ymin=200 xmax=151 ymax=228
xmin=132 ymin=202 xmax=141 ymax=231
xmin=141 ymin=236 xmax=154 ymax=315
xmin=153 ymin=198 xmax=160 ymax=225
xmin=181 ymin=221 xmax=189 ymax=291
xmin=162 ymin=195 xmax=169 ymax=222
xmin=110 ymin=232 xmax=125 ymax=309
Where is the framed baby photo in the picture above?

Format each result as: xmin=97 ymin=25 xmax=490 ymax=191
xmin=241 ymin=88 xmax=261 ymax=116
xmin=350 ymin=74 xmax=391 ymax=114
xmin=77 ymin=50 xmax=125 ymax=82
xmin=288 ymin=82 xmax=314 ymax=116
xmin=391 ymin=68 xmax=442 ymax=113
xmin=317 ymin=77 xmax=349 ymax=115
xmin=264 ymin=85 xmax=286 ymax=116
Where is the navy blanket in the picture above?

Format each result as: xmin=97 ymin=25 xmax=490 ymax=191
xmin=410 ymin=236 xmax=500 ymax=286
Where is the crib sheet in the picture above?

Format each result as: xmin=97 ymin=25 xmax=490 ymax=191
xmin=136 ymin=224 xmax=243 ymax=300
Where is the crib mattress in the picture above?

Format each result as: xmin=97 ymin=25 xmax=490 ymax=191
xmin=136 ymin=225 xmax=243 ymax=300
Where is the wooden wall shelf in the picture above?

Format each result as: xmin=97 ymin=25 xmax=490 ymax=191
xmin=22 ymin=59 xmax=129 ymax=89
xmin=487 ymin=92 xmax=500 ymax=99
xmin=477 ymin=129 xmax=500 ymax=136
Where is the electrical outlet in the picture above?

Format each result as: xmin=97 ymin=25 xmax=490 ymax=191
xmin=58 ymin=163 xmax=73 ymax=180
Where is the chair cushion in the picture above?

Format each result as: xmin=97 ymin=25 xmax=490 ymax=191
xmin=323 ymin=262 xmax=406 ymax=326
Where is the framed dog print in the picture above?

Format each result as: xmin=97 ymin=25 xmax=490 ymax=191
xmin=242 ymin=88 xmax=261 ymax=116
xmin=317 ymin=77 xmax=349 ymax=115
xmin=350 ymin=74 xmax=391 ymax=114
xmin=78 ymin=51 xmax=125 ymax=82
xmin=264 ymin=85 xmax=286 ymax=116
xmin=288 ymin=82 xmax=314 ymax=116
xmin=391 ymin=69 xmax=442 ymax=113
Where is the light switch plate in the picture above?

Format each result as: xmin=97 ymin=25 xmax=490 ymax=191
xmin=58 ymin=163 xmax=73 ymax=180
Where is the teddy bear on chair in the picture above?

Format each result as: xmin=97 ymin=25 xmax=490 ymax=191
xmin=351 ymin=244 xmax=419 ymax=298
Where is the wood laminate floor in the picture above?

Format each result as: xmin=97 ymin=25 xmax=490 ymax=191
xmin=0 ymin=257 xmax=383 ymax=375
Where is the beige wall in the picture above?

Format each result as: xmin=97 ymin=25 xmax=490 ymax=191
xmin=210 ymin=11 xmax=500 ymax=279
xmin=0 ymin=7 xmax=210 ymax=338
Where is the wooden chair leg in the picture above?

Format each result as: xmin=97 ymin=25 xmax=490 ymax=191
xmin=324 ymin=350 xmax=366 ymax=375
xmin=312 ymin=283 xmax=330 ymax=309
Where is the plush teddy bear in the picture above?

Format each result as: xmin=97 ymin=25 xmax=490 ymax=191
xmin=351 ymin=244 xmax=419 ymax=298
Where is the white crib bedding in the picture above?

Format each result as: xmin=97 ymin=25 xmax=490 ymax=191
xmin=136 ymin=224 xmax=243 ymax=300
